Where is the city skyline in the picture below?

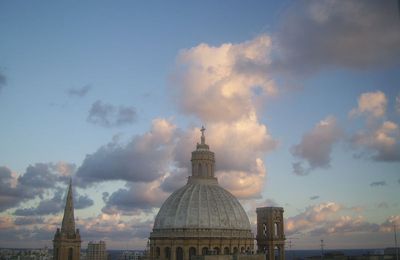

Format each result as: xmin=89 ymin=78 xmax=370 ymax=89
xmin=0 ymin=0 xmax=399 ymax=250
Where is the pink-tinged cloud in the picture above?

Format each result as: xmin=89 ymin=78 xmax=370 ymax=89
xmin=171 ymin=35 xmax=276 ymax=123
xmin=218 ymin=158 xmax=266 ymax=199
xmin=349 ymin=91 xmax=400 ymax=161
xmin=0 ymin=216 xmax=13 ymax=229
xmin=380 ymin=215 xmax=400 ymax=232
xmin=172 ymin=123 xmax=276 ymax=199
xmin=350 ymin=91 xmax=387 ymax=119
xmin=170 ymin=35 xmax=279 ymax=197
xmin=285 ymin=202 xmax=384 ymax=237
xmin=351 ymin=120 xmax=400 ymax=161
xmin=291 ymin=116 xmax=342 ymax=175
xmin=286 ymin=202 xmax=341 ymax=235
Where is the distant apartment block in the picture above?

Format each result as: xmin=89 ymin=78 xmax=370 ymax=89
xmin=87 ymin=241 xmax=107 ymax=260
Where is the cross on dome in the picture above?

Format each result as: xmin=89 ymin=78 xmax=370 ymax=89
xmin=200 ymin=126 xmax=206 ymax=144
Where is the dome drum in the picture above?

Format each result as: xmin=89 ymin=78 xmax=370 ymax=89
xmin=150 ymin=228 xmax=253 ymax=239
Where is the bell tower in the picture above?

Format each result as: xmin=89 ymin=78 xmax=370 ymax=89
xmin=53 ymin=179 xmax=81 ymax=260
xmin=256 ymin=207 xmax=285 ymax=260
xmin=189 ymin=126 xmax=216 ymax=181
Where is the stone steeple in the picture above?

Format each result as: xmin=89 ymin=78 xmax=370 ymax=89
xmin=53 ymin=179 xmax=81 ymax=260
xmin=189 ymin=126 xmax=216 ymax=181
xmin=61 ymin=179 xmax=76 ymax=237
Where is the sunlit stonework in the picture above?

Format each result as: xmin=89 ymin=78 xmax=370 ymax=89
xmin=149 ymin=127 xmax=254 ymax=260
xmin=53 ymin=180 xmax=81 ymax=260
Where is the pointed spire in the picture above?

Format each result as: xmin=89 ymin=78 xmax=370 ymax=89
xmin=61 ymin=178 xmax=76 ymax=236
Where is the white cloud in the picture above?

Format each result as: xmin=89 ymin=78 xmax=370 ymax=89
xmin=286 ymin=202 xmax=381 ymax=237
xmin=291 ymin=116 xmax=342 ymax=175
xmin=171 ymin=122 xmax=276 ymax=199
xmin=351 ymin=120 xmax=400 ymax=161
xmin=286 ymin=202 xmax=342 ymax=235
xmin=349 ymin=91 xmax=400 ymax=161
xmin=169 ymin=36 xmax=279 ymax=198
xmin=380 ymin=215 xmax=400 ymax=232
xmin=350 ymin=91 xmax=387 ymax=119
xmin=171 ymin=35 xmax=276 ymax=123
xmin=218 ymin=158 xmax=266 ymax=199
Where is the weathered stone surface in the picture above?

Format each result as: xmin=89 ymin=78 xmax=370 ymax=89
xmin=153 ymin=181 xmax=251 ymax=231
xmin=149 ymin=129 xmax=254 ymax=260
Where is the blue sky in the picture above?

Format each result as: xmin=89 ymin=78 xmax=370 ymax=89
xmin=0 ymin=0 xmax=399 ymax=250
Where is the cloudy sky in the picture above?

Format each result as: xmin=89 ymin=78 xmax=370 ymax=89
xmin=0 ymin=0 xmax=399 ymax=250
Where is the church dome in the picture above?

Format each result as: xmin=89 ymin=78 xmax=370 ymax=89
xmin=154 ymin=178 xmax=251 ymax=230
xmin=149 ymin=127 xmax=254 ymax=259
xmin=152 ymin=126 xmax=252 ymax=233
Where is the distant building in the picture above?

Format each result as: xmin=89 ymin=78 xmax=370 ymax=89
xmin=118 ymin=251 xmax=145 ymax=260
xmin=384 ymin=247 xmax=400 ymax=257
xmin=87 ymin=241 xmax=107 ymax=260
xmin=53 ymin=179 xmax=81 ymax=260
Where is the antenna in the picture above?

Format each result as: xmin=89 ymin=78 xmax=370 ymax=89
xmin=287 ymin=237 xmax=299 ymax=260
xmin=320 ymin=239 xmax=324 ymax=260
xmin=395 ymin=224 xmax=399 ymax=260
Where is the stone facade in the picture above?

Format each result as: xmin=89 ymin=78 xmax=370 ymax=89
xmin=256 ymin=207 xmax=285 ymax=260
xmin=53 ymin=180 xmax=81 ymax=260
xmin=149 ymin=128 xmax=254 ymax=260
xmin=191 ymin=255 xmax=265 ymax=260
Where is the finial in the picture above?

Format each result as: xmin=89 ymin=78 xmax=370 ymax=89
xmin=200 ymin=126 xmax=206 ymax=144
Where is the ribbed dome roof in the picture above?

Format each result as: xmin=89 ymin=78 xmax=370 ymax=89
xmin=154 ymin=178 xmax=251 ymax=230
xmin=152 ymin=127 xmax=252 ymax=233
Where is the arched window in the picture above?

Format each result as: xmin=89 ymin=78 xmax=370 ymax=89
xmin=224 ymin=247 xmax=230 ymax=255
xmin=274 ymin=222 xmax=279 ymax=237
xmin=241 ymin=247 xmax=245 ymax=253
xmin=176 ymin=247 xmax=183 ymax=260
xmin=202 ymin=247 xmax=208 ymax=255
xmin=274 ymin=246 xmax=280 ymax=260
xmin=189 ymin=247 xmax=196 ymax=259
xmin=156 ymin=247 xmax=160 ymax=258
xmin=213 ymin=247 xmax=220 ymax=255
xmin=198 ymin=163 xmax=202 ymax=176
xmin=165 ymin=247 xmax=171 ymax=260
xmin=263 ymin=223 xmax=268 ymax=237
xmin=233 ymin=247 xmax=238 ymax=254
